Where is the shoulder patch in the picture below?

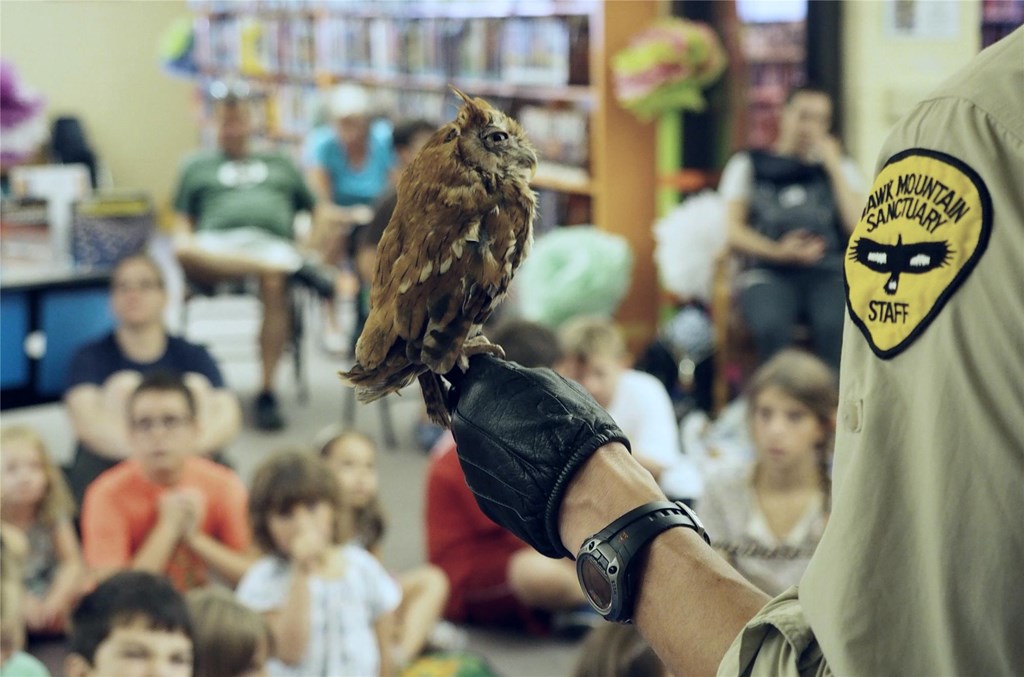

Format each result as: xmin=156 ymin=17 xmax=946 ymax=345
xmin=845 ymin=148 xmax=992 ymax=359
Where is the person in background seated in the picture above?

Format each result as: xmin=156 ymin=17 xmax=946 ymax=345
xmin=321 ymin=429 xmax=459 ymax=666
xmin=238 ymin=450 xmax=399 ymax=677
xmin=187 ymin=586 xmax=271 ymax=677
xmin=304 ymin=83 xmax=395 ymax=271
xmin=63 ymin=571 xmax=193 ymax=677
xmin=81 ymin=372 xmax=253 ymax=592
xmin=64 ymin=253 xmax=242 ymax=508
xmin=697 ymin=350 xmax=835 ymax=596
xmin=303 ymin=86 xmax=404 ymax=355
xmin=721 ymin=84 xmax=865 ymax=368
xmin=557 ymin=315 xmax=703 ymax=502
xmin=426 ymin=320 xmax=594 ymax=635
xmin=0 ymin=426 xmax=85 ymax=637
xmin=173 ymin=93 xmax=328 ymax=431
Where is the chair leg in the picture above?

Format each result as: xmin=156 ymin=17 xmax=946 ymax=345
xmin=342 ymin=386 xmax=356 ymax=426
xmin=379 ymin=396 xmax=398 ymax=450
xmin=291 ymin=287 xmax=309 ymax=403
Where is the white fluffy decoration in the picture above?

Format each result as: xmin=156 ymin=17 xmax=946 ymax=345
xmin=653 ymin=189 xmax=728 ymax=303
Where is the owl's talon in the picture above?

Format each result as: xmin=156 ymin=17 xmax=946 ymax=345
xmin=462 ymin=335 xmax=505 ymax=361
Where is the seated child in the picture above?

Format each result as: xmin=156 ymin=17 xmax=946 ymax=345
xmin=237 ymin=450 xmax=400 ymax=677
xmin=321 ymin=429 xmax=459 ymax=665
xmin=697 ymin=349 xmax=836 ymax=596
xmin=188 ymin=586 xmax=271 ymax=677
xmin=557 ymin=315 xmax=703 ymax=501
xmin=64 ymin=571 xmax=194 ymax=677
xmin=0 ymin=426 xmax=85 ymax=636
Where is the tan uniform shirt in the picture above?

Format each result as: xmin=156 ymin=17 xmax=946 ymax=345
xmin=800 ymin=26 xmax=1024 ymax=675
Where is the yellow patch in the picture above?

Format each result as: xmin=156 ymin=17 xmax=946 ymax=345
xmin=845 ymin=149 xmax=992 ymax=358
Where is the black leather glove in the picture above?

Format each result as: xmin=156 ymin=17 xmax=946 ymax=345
xmin=446 ymin=354 xmax=631 ymax=558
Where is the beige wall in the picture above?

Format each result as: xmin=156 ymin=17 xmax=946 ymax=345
xmin=842 ymin=0 xmax=981 ymax=175
xmin=1 ymin=0 xmax=197 ymax=224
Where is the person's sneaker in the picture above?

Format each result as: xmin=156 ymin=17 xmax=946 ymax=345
xmin=254 ymin=391 xmax=285 ymax=431
xmin=425 ymin=620 xmax=468 ymax=653
xmin=551 ymin=603 xmax=603 ymax=640
xmin=291 ymin=262 xmax=337 ymax=299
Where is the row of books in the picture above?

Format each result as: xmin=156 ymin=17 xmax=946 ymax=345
xmin=194 ymin=14 xmax=588 ymax=87
xmin=518 ymin=105 xmax=588 ymax=167
xmin=188 ymin=0 xmax=595 ymax=19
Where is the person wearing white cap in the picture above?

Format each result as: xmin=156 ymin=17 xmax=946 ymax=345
xmin=305 ymin=83 xmax=395 ymax=259
xmin=303 ymin=83 xmax=395 ymax=352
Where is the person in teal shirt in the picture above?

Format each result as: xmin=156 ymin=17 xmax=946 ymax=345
xmin=304 ymin=83 xmax=394 ymax=264
xmin=303 ymin=83 xmax=395 ymax=354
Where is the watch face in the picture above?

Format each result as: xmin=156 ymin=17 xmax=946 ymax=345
xmin=579 ymin=556 xmax=612 ymax=612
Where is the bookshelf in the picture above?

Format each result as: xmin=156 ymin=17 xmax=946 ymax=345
xmin=186 ymin=0 xmax=661 ymax=348
xmin=738 ymin=18 xmax=806 ymax=149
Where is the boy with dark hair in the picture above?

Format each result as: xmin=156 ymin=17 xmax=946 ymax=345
xmin=64 ymin=571 xmax=193 ymax=677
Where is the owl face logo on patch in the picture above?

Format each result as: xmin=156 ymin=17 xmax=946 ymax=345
xmin=844 ymin=148 xmax=992 ymax=359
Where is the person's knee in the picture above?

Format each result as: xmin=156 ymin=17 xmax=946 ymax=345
xmin=507 ymin=550 xmax=580 ymax=609
xmin=103 ymin=370 xmax=144 ymax=401
xmin=743 ymin=306 xmax=793 ymax=354
xmin=404 ymin=564 xmax=450 ymax=601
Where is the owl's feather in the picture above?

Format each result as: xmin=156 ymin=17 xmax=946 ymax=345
xmin=340 ymin=89 xmax=537 ymax=426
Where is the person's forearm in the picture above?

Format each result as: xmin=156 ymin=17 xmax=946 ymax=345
xmin=44 ymin=560 xmax=83 ymax=610
xmin=375 ymin=613 xmax=395 ymax=676
xmin=728 ymin=221 xmax=788 ymax=263
xmin=559 ymin=444 xmax=769 ymax=677
xmin=68 ymin=408 xmax=132 ymax=460
xmin=184 ymin=532 xmax=255 ymax=586
xmin=195 ymin=393 xmax=242 ymax=455
xmin=824 ymin=161 xmax=864 ymax=235
xmin=131 ymin=521 xmax=182 ymax=575
xmin=273 ymin=569 xmax=312 ymax=665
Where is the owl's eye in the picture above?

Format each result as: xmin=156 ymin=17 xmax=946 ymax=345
xmin=486 ymin=131 xmax=509 ymax=144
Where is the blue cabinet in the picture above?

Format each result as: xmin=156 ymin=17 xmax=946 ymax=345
xmin=0 ymin=270 xmax=114 ymax=409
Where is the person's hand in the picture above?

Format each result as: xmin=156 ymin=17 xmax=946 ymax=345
xmin=776 ymin=229 xmax=826 ymax=266
xmin=177 ymin=488 xmax=206 ymax=538
xmin=157 ymin=490 xmax=198 ymax=537
xmin=809 ymin=133 xmax=843 ymax=170
xmin=32 ymin=597 xmax=66 ymax=633
xmin=445 ymin=354 xmax=632 ymax=558
xmin=291 ymin=514 xmax=328 ymax=574
xmin=21 ymin=594 xmax=46 ymax=630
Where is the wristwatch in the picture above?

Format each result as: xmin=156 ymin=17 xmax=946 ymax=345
xmin=576 ymin=500 xmax=710 ymax=623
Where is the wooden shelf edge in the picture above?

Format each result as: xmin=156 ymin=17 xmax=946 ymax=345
xmin=531 ymin=162 xmax=592 ymax=195
xmin=197 ymin=66 xmax=594 ymax=104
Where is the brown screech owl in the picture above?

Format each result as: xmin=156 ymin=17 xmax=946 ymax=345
xmin=340 ymin=88 xmax=537 ymax=426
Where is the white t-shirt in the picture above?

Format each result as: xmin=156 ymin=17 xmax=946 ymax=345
xmin=697 ymin=463 xmax=826 ymax=597
xmin=717 ymin=151 xmax=865 ymax=202
xmin=607 ymin=369 xmax=680 ymax=468
xmin=237 ymin=544 xmax=401 ymax=677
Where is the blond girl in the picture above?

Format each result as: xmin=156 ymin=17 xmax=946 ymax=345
xmin=0 ymin=426 xmax=85 ymax=635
